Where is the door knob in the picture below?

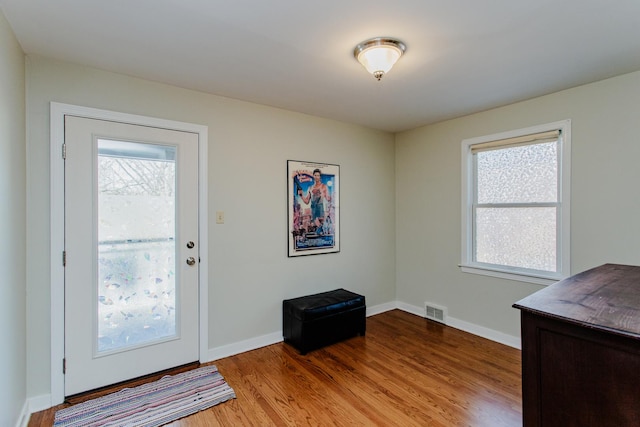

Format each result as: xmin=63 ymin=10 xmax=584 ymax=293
xmin=186 ymin=257 xmax=196 ymax=266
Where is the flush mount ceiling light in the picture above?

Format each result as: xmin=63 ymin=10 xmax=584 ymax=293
xmin=353 ymin=37 xmax=406 ymax=81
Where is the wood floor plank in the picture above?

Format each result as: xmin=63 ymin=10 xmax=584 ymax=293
xmin=28 ymin=310 xmax=522 ymax=426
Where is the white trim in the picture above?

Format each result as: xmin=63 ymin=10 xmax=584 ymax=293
xmin=459 ymin=265 xmax=559 ymax=286
xmin=204 ymin=300 xmax=521 ymax=364
xmin=366 ymin=301 xmax=396 ymax=316
xmin=27 ymin=394 xmax=52 ymax=414
xmin=15 ymin=400 xmax=30 ymax=427
xmin=204 ymin=302 xmax=400 ymax=362
xmin=446 ymin=315 xmax=521 ymax=349
xmin=49 ymin=103 xmax=66 ymax=406
xmin=207 ymin=332 xmax=284 ymax=362
xmin=460 ymin=119 xmax=571 ymax=284
xmin=197 ymin=125 xmax=209 ymax=364
xmin=35 ymin=298 xmax=518 ymax=412
xmin=50 ymin=102 xmax=209 ymax=405
xmin=396 ymin=300 xmax=425 ymax=317
xmin=558 ymin=121 xmax=571 ymax=283
xmin=16 ymin=394 xmax=52 ymax=427
xmin=396 ymin=301 xmax=521 ymax=349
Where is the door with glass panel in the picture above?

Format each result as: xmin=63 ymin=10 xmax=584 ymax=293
xmin=64 ymin=116 xmax=199 ymax=396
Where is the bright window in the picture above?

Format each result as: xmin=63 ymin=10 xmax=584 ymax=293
xmin=461 ymin=121 xmax=571 ymax=285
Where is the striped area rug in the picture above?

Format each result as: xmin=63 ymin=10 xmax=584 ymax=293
xmin=54 ymin=365 xmax=236 ymax=426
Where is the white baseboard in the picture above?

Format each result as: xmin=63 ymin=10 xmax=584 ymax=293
xmin=206 ymin=331 xmax=283 ymax=362
xmin=205 ymin=300 xmax=520 ymax=363
xmin=396 ymin=301 xmax=424 ymax=317
xmin=395 ymin=301 xmax=521 ymax=349
xmin=28 ymin=394 xmax=52 ymax=414
xmin=27 ymin=300 xmax=519 ymax=417
xmin=16 ymin=400 xmax=29 ymax=427
xmin=447 ymin=316 xmax=521 ymax=349
xmin=367 ymin=301 xmax=396 ymax=316
xmin=18 ymin=394 xmax=51 ymax=427
xmin=205 ymin=301 xmax=394 ymax=363
xmin=204 ymin=300 xmax=521 ymax=363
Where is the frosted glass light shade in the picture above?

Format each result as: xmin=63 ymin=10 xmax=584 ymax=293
xmin=354 ymin=38 xmax=406 ymax=80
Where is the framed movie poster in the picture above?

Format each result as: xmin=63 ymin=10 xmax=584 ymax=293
xmin=287 ymin=160 xmax=340 ymax=257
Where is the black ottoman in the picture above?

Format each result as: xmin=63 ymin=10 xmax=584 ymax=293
xmin=283 ymin=288 xmax=366 ymax=354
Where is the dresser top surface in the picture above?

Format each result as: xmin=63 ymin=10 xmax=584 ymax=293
xmin=513 ymin=263 xmax=640 ymax=338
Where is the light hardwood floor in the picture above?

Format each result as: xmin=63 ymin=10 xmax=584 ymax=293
xmin=29 ymin=309 xmax=522 ymax=426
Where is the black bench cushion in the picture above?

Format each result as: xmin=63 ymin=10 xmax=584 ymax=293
xmin=283 ymin=288 xmax=365 ymax=321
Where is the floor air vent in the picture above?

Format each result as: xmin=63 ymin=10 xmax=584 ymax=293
xmin=425 ymin=302 xmax=447 ymax=324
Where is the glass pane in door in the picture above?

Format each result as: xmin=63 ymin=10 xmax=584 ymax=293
xmin=96 ymin=139 xmax=177 ymax=353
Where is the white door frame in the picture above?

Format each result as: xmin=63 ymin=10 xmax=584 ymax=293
xmin=50 ymin=102 xmax=209 ymax=405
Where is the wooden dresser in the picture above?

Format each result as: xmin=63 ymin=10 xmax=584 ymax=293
xmin=513 ymin=263 xmax=640 ymax=427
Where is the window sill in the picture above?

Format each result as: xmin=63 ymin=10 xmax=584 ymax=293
xmin=459 ymin=264 xmax=561 ymax=286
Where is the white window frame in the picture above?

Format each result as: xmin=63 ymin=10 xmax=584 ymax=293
xmin=460 ymin=120 xmax=571 ymax=286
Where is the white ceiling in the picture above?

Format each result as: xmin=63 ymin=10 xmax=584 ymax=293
xmin=2 ymin=1 xmax=640 ymax=132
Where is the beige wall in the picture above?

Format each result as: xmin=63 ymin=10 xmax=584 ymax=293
xmin=18 ymin=30 xmax=640 ymax=407
xmin=25 ymin=56 xmax=397 ymax=398
xmin=396 ymin=70 xmax=640 ymax=338
xmin=0 ymin=9 xmax=26 ymax=427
